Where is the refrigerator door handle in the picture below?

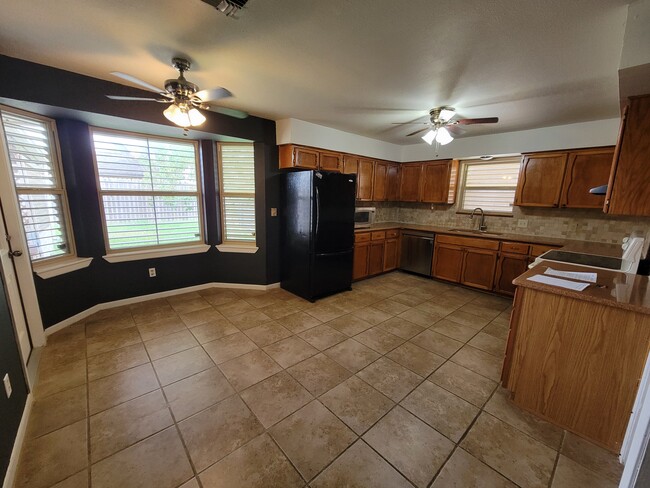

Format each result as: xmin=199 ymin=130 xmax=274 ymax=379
xmin=315 ymin=186 xmax=320 ymax=237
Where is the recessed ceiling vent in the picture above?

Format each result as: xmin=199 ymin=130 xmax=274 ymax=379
xmin=201 ymin=0 xmax=248 ymax=17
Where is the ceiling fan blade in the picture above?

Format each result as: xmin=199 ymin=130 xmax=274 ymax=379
xmin=406 ymin=127 xmax=430 ymax=137
xmin=106 ymin=95 xmax=163 ymax=102
xmin=455 ymin=117 xmax=499 ymax=125
xmin=110 ymin=72 xmax=165 ymax=94
xmin=205 ymin=105 xmax=249 ymax=119
xmin=194 ymin=87 xmax=232 ymax=102
xmin=391 ymin=122 xmax=429 ymax=125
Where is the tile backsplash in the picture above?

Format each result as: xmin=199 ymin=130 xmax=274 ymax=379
xmin=368 ymin=201 xmax=650 ymax=246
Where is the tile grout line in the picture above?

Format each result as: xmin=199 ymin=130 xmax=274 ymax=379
xmin=547 ymin=430 xmax=567 ymax=488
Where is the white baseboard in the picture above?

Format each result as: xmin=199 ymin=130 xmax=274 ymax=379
xmin=44 ymin=281 xmax=281 ymax=337
xmin=2 ymin=393 xmax=33 ymax=488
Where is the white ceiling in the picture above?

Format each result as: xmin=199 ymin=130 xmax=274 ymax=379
xmin=0 ymin=0 xmax=629 ymax=144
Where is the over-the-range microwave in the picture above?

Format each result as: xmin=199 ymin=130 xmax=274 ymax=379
xmin=354 ymin=207 xmax=376 ymax=228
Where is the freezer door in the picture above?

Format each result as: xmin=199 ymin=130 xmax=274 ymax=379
xmin=310 ymin=250 xmax=354 ymax=299
xmin=313 ymin=172 xmax=356 ymax=254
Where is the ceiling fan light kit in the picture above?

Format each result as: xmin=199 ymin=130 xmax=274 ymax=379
xmin=200 ymin=0 xmax=248 ymax=17
xmin=163 ymin=103 xmax=206 ymax=128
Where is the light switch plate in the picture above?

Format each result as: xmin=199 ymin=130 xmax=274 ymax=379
xmin=3 ymin=373 xmax=12 ymax=399
xmin=270 ymin=208 xmax=278 ymax=217
xmin=148 ymin=268 xmax=156 ymax=278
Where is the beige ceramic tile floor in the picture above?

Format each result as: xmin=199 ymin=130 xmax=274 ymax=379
xmin=14 ymin=272 xmax=624 ymax=488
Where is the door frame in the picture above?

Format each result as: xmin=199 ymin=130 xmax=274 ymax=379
xmin=0 ymin=120 xmax=46 ymax=349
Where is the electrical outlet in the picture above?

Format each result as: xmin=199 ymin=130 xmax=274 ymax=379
xmin=3 ymin=373 xmax=12 ymax=399
xmin=270 ymin=208 xmax=278 ymax=217
xmin=517 ymin=219 xmax=528 ymax=228
xmin=148 ymin=268 xmax=156 ymax=278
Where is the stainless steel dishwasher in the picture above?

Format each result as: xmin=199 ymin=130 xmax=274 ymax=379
xmin=400 ymin=231 xmax=435 ymax=276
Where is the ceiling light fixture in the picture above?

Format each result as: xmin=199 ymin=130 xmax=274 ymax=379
xmin=201 ymin=0 xmax=248 ymax=17
xmin=163 ymin=103 xmax=206 ymax=128
xmin=421 ymin=126 xmax=454 ymax=146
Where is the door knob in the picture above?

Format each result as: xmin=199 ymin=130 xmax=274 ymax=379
xmin=9 ymin=250 xmax=23 ymax=257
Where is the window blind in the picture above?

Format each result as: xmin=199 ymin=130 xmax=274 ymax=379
xmin=92 ymin=131 xmax=202 ymax=251
xmin=219 ymin=143 xmax=256 ymax=243
xmin=0 ymin=111 xmax=72 ymax=261
xmin=460 ymin=159 xmax=521 ymax=214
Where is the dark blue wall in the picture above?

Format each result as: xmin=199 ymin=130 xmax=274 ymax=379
xmin=0 ymin=273 xmax=28 ymax=480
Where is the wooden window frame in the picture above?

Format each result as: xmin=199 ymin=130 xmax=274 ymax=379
xmin=90 ymin=127 xmax=204 ymax=253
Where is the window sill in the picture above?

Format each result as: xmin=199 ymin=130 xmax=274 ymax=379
xmin=33 ymin=257 xmax=93 ymax=279
xmin=103 ymin=244 xmax=211 ymax=263
xmin=456 ymin=210 xmax=514 ymax=217
xmin=215 ymin=244 xmax=259 ymax=254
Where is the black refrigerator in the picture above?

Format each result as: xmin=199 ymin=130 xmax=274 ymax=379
xmin=281 ymin=171 xmax=356 ymax=301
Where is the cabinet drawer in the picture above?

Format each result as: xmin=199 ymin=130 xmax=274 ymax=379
xmin=355 ymin=232 xmax=371 ymax=243
xmin=436 ymin=234 xmax=500 ymax=251
xmin=371 ymin=231 xmax=386 ymax=241
xmin=530 ymin=244 xmax=558 ymax=257
xmin=501 ymin=242 xmax=530 ymax=255
xmin=386 ymin=229 xmax=399 ymax=239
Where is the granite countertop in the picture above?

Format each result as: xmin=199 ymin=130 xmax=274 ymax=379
xmin=355 ymin=221 xmax=613 ymax=249
xmin=513 ymin=262 xmax=650 ymax=315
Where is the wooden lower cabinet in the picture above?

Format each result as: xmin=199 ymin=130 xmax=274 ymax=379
xmin=353 ymin=241 xmax=370 ymax=280
xmin=431 ymin=243 xmax=464 ymax=282
xmin=383 ymin=238 xmax=399 ymax=271
xmin=494 ymin=253 xmax=530 ymax=295
xmin=461 ymin=249 xmax=498 ymax=290
xmin=368 ymin=241 xmax=385 ymax=276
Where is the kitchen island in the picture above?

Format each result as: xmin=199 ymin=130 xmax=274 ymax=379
xmin=502 ymin=262 xmax=650 ymax=452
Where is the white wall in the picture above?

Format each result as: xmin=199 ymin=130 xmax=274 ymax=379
xmin=276 ymin=118 xmax=402 ymax=161
xmin=277 ymin=117 xmax=621 ymax=163
xmin=620 ymin=0 xmax=650 ymax=69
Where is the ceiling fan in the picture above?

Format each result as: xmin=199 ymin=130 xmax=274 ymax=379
xmin=106 ymin=57 xmax=248 ymax=128
xmin=398 ymin=107 xmax=498 ymax=146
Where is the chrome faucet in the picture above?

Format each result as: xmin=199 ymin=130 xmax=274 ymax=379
xmin=470 ymin=208 xmax=487 ymax=232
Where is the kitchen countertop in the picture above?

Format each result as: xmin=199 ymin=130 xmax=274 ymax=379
xmin=355 ymin=221 xmax=623 ymax=253
xmin=513 ymin=262 xmax=650 ymax=314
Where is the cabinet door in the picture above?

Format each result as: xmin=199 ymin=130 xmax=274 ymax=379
xmin=461 ymin=248 xmax=498 ymax=290
xmin=399 ymin=163 xmax=423 ymax=202
xmin=343 ymin=155 xmax=358 ymax=175
xmin=386 ymin=163 xmax=400 ymax=201
xmin=560 ymin=148 xmax=614 ymax=208
xmin=319 ymin=151 xmax=343 ymax=172
xmin=515 ymin=153 xmax=567 ymax=207
xmin=421 ymin=161 xmax=451 ymax=203
xmin=368 ymin=241 xmax=385 ymax=276
xmin=357 ymin=159 xmax=375 ymax=201
xmin=294 ymin=146 xmax=320 ymax=169
xmin=383 ymin=238 xmax=399 ymax=271
xmin=494 ymin=253 xmax=529 ymax=296
xmin=373 ymin=162 xmax=388 ymax=201
xmin=606 ymin=96 xmax=650 ymax=216
xmin=353 ymin=242 xmax=370 ymax=280
xmin=431 ymin=243 xmax=463 ymax=282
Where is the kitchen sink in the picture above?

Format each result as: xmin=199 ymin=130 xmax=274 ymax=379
xmin=447 ymin=228 xmax=504 ymax=236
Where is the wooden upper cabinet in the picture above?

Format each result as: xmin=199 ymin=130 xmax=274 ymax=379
xmin=373 ymin=162 xmax=388 ymax=201
xmin=319 ymin=151 xmax=343 ymax=172
xmin=560 ymin=148 xmax=614 ymax=208
xmin=279 ymin=144 xmax=319 ymax=169
xmin=421 ymin=160 xmax=452 ymax=203
xmin=606 ymin=95 xmax=650 ymax=216
xmin=386 ymin=163 xmax=400 ymax=201
xmin=399 ymin=163 xmax=423 ymax=202
xmin=343 ymin=155 xmax=358 ymax=175
xmin=357 ymin=158 xmax=375 ymax=201
xmin=515 ymin=153 xmax=568 ymax=207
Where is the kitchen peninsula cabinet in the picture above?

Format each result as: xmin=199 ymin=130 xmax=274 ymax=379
xmin=502 ymin=264 xmax=650 ymax=452
xmin=605 ymin=94 xmax=650 ymax=216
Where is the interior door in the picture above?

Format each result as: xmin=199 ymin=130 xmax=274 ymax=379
xmin=0 ymin=206 xmax=31 ymax=362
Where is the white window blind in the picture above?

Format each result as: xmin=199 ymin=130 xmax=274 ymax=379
xmin=0 ymin=110 xmax=73 ymax=261
xmin=218 ymin=143 xmax=256 ymax=243
xmin=460 ymin=159 xmax=521 ymax=214
xmin=92 ymin=130 xmax=202 ymax=251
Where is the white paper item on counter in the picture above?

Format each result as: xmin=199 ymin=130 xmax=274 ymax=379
xmin=527 ymin=274 xmax=590 ymax=291
xmin=544 ymin=267 xmax=597 ymax=283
